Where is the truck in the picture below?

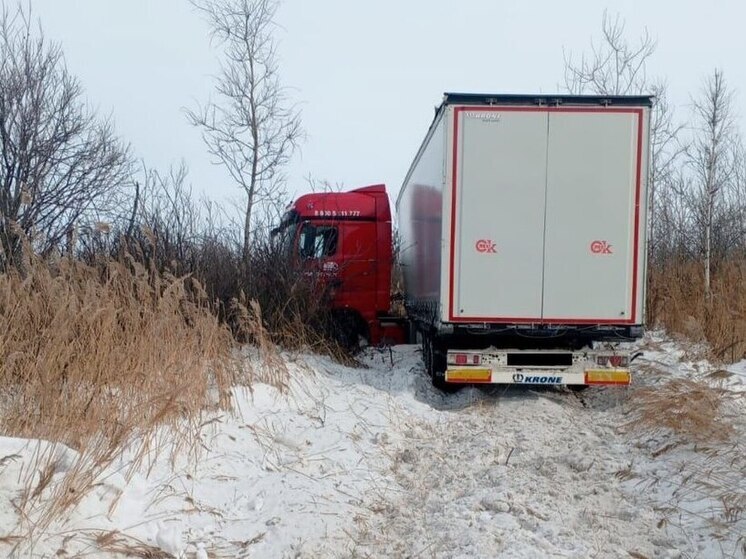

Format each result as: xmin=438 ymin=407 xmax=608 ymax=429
xmin=275 ymin=92 xmax=652 ymax=390
xmin=273 ymin=183 xmax=405 ymax=347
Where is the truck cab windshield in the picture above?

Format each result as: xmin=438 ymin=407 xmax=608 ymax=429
xmin=271 ymin=210 xmax=300 ymax=255
xmin=271 ymin=210 xmax=299 ymax=237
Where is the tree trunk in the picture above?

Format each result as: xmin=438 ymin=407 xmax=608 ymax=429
xmin=242 ymin=192 xmax=253 ymax=278
xmin=704 ymin=200 xmax=712 ymax=300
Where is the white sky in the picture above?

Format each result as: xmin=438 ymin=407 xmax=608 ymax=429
xmin=28 ymin=0 xmax=746 ymax=207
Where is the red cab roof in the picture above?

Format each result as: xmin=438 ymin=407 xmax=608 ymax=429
xmin=291 ymin=184 xmax=391 ymax=222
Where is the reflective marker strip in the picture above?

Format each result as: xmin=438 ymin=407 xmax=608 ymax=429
xmin=446 ymin=368 xmax=492 ymax=383
xmin=444 ymin=369 xmax=630 ymax=385
xmin=584 ymin=369 xmax=631 ymax=385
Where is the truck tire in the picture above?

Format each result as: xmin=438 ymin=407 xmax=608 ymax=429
xmin=331 ymin=311 xmax=368 ymax=352
xmin=423 ymin=332 xmax=459 ymax=392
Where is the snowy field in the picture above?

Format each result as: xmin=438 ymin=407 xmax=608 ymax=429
xmin=0 ymin=333 xmax=744 ymax=558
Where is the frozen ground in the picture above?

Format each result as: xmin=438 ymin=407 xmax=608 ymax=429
xmin=0 ymin=333 xmax=743 ymax=558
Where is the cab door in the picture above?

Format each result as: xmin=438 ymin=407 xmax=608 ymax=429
xmin=297 ymin=221 xmax=341 ymax=283
xmin=296 ymin=220 xmax=380 ymax=314
xmin=331 ymin=221 xmax=377 ymax=310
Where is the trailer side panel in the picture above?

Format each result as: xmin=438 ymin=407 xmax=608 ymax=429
xmin=397 ymin=113 xmax=447 ymax=319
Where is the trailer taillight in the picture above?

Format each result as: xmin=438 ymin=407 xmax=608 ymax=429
xmin=596 ymin=354 xmax=629 ymax=368
xmin=451 ymin=353 xmax=481 ymax=365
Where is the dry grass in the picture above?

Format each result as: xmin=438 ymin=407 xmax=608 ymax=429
xmin=625 ymin=378 xmax=737 ymax=443
xmin=648 ymin=259 xmax=746 ymax=362
xmin=0 ymin=232 xmax=351 ymax=545
xmin=235 ymin=240 xmax=354 ymax=360
xmin=644 ymin=259 xmax=746 ymax=547
xmin=94 ymin=530 xmax=174 ymax=558
xmin=0 ymin=253 xmax=244 ymax=533
xmin=624 ymin=366 xmax=745 ymax=552
xmin=230 ymin=298 xmax=290 ymax=390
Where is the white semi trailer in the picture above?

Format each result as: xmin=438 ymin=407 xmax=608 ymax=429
xmin=397 ymin=93 xmax=652 ymax=389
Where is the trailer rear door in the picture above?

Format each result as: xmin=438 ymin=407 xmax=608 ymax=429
xmin=452 ymin=111 xmax=547 ymax=320
xmin=448 ymin=106 xmax=645 ymax=325
xmin=541 ymin=111 xmax=641 ymax=322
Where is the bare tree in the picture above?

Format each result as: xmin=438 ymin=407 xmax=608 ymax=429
xmin=306 ymin=174 xmax=345 ymax=193
xmin=687 ymin=70 xmax=738 ymax=298
xmin=729 ymin=145 xmax=746 ymax=251
xmin=0 ymin=4 xmax=131 ymax=270
xmin=654 ymin=170 xmax=696 ymax=262
xmin=135 ymin=162 xmax=199 ymax=269
xmin=563 ymin=11 xmax=656 ymax=96
xmin=648 ymin=81 xmax=687 ymax=261
xmin=187 ymin=0 xmax=302 ymax=270
xmin=563 ymin=11 xmax=684 ymax=265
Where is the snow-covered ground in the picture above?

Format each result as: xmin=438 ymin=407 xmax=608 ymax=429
xmin=0 ymin=333 xmax=744 ymax=558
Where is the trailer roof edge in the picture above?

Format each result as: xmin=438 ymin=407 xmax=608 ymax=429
xmin=442 ymin=92 xmax=654 ymax=107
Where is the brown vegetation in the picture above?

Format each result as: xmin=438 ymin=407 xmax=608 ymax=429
xmin=0 ymin=221 xmax=346 ymax=536
xmin=626 ymin=377 xmax=736 ymax=442
xmin=0 ymin=251 xmax=242 ymax=530
xmin=648 ymin=259 xmax=746 ymax=362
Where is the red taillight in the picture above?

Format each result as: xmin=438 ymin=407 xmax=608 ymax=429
xmin=596 ymin=354 xmax=629 ymax=368
xmin=450 ymin=353 xmax=482 ymax=365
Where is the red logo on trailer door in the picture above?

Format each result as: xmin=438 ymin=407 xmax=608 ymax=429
xmin=590 ymin=240 xmax=613 ymax=254
xmin=475 ymin=239 xmax=497 ymax=253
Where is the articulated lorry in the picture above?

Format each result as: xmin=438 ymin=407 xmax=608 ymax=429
xmin=276 ymin=93 xmax=652 ymax=389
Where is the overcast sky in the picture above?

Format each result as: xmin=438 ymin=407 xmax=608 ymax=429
xmin=28 ymin=0 xmax=746 ymax=208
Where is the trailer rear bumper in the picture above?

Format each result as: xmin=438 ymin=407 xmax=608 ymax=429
xmin=444 ymin=348 xmax=633 ymax=386
xmin=445 ymin=368 xmax=630 ymax=386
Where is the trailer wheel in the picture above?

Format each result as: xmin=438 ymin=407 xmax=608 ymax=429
xmin=567 ymin=384 xmax=589 ymax=392
xmin=423 ymin=333 xmax=459 ymax=393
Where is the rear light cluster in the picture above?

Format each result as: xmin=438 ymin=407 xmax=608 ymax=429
xmin=595 ymin=354 xmax=629 ymax=368
xmin=451 ymin=353 xmax=481 ymax=365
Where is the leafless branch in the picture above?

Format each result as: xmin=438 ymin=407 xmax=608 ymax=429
xmin=563 ymin=10 xmax=656 ymax=96
xmin=0 ymin=2 xmax=131 ymax=269
xmin=686 ymin=70 xmax=739 ymax=296
xmin=186 ymin=0 xmax=302 ymax=268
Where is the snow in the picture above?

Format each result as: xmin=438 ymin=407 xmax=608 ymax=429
xmin=0 ymin=333 xmax=744 ymax=558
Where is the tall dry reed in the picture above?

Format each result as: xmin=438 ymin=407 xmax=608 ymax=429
xmin=648 ymin=259 xmax=746 ymax=362
xmin=0 ymin=253 xmax=241 ymax=532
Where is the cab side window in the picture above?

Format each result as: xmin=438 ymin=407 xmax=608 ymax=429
xmin=299 ymin=224 xmax=338 ymax=259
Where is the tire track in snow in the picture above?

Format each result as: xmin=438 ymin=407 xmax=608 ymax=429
xmin=347 ymin=346 xmax=687 ymax=559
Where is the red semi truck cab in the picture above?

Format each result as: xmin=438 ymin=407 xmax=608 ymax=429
xmin=274 ymin=184 xmax=401 ymax=345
